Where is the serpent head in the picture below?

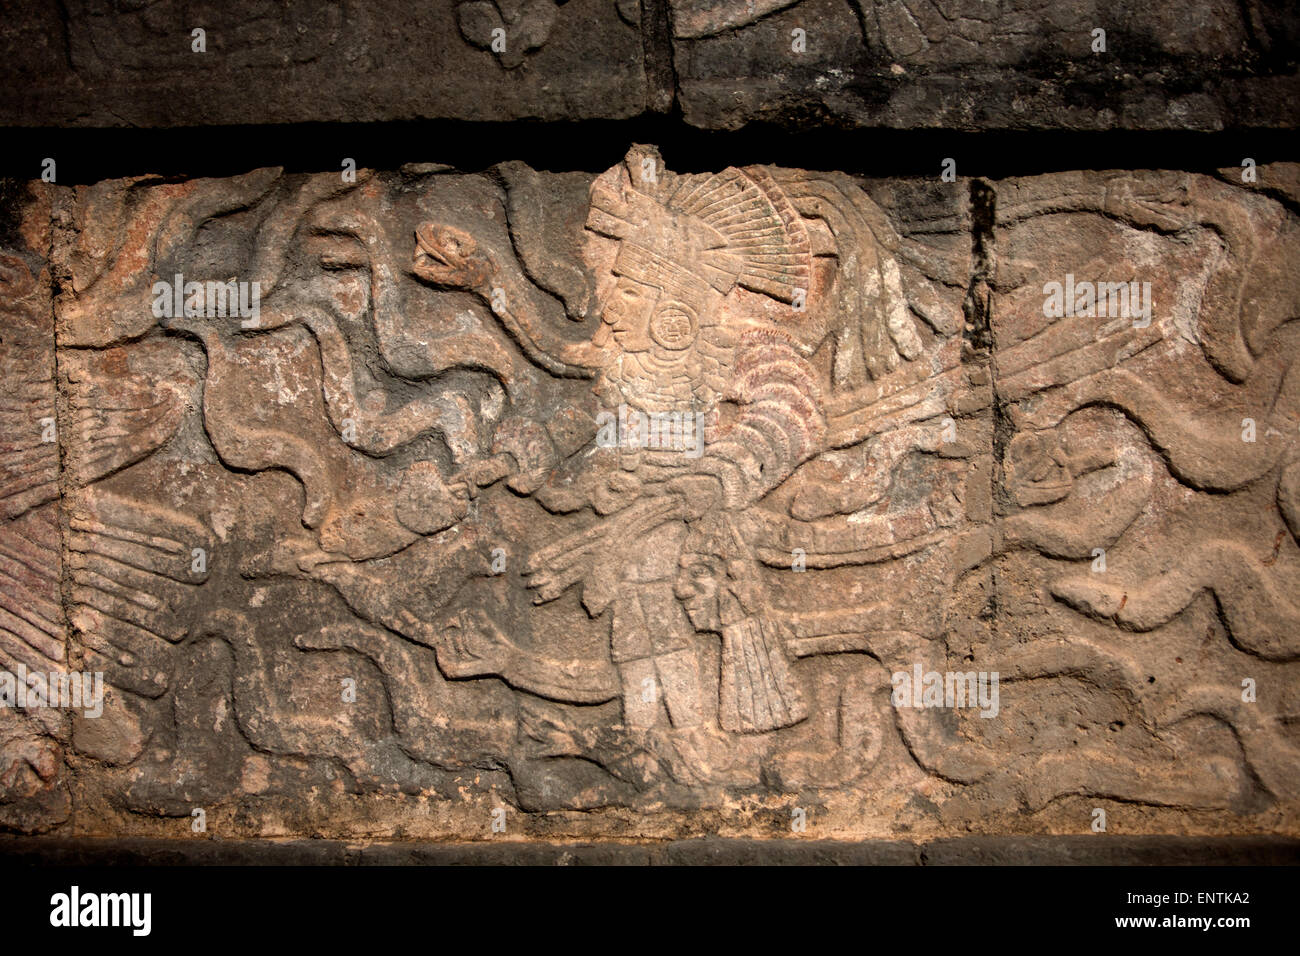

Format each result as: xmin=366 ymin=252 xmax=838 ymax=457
xmin=412 ymin=223 xmax=494 ymax=290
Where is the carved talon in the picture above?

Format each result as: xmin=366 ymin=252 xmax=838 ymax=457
xmin=435 ymin=610 xmax=513 ymax=677
xmin=297 ymin=549 xmax=349 ymax=575
xmin=1103 ymin=175 xmax=1193 ymax=232
xmin=524 ymin=563 xmax=588 ymax=604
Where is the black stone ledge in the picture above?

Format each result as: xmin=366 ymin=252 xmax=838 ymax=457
xmin=1 ymin=835 xmax=1297 ymax=866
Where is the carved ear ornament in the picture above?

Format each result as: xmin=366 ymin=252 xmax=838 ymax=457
xmin=649 ymin=301 xmax=700 ymax=351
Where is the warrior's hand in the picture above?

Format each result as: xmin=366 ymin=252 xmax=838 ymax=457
xmin=446 ymin=454 xmax=515 ymax=500
xmin=522 ymin=495 xmax=683 ymax=603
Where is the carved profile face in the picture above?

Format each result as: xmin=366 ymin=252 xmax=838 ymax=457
xmin=600 ymin=276 xmax=660 ymax=353
xmin=600 ymin=273 xmax=714 ymax=359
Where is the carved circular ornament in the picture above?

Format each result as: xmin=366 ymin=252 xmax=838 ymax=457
xmin=649 ymin=302 xmax=699 ymax=350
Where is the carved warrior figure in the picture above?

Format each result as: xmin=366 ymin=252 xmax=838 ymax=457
xmin=32 ymin=154 xmax=1294 ymax=820
xmin=434 ymin=147 xmax=827 ymax=745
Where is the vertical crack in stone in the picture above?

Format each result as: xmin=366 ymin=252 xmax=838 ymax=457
xmin=963 ymin=177 xmax=1002 ymax=622
xmin=48 ymin=187 xmax=77 ymax=678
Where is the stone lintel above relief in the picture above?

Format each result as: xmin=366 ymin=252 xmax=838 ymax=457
xmin=670 ymin=0 xmax=1300 ymax=131
xmin=2 ymin=1 xmax=1297 ymax=129
xmin=0 ymin=0 xmax=651 ymax=127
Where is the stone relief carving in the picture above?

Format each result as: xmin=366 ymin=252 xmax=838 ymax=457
xmin=0 ymin=218 xmax=70 ymax=833
xmin=0 ymin=151 xmax=1296 ymax=838
xmin=671 ymin=0 xmax=1258 ymax=63
xmin=456 ymin=0 xmax=567 ymax=68
xmin=63 ymin=0 xmax=347 ymax=72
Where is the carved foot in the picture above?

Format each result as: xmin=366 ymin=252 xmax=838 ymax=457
xmin=657 ymin=726 xmax=761 ymax=787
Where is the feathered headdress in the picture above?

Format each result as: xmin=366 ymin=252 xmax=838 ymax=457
xmin=586 ymin=145 xmax=812 ymax=306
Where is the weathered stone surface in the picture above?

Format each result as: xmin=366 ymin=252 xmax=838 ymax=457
xmin=0 ymin=0 xmax=651 ymax=126
xmin=0 ymin=152 xmax=1297 ymax=847
xmin=1 ymin=2 xmax=1295 ymax=130
xmin=0 ymin=182 xmax=68 ymax=836
xmin=672 ymin=0 xmax=1300 ymax=130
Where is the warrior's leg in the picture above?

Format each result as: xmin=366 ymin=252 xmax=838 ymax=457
xmin=619 ymin=658 xmax=659 ymax=732
xmin=655 ymin=649 xmax=704 ymax=730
